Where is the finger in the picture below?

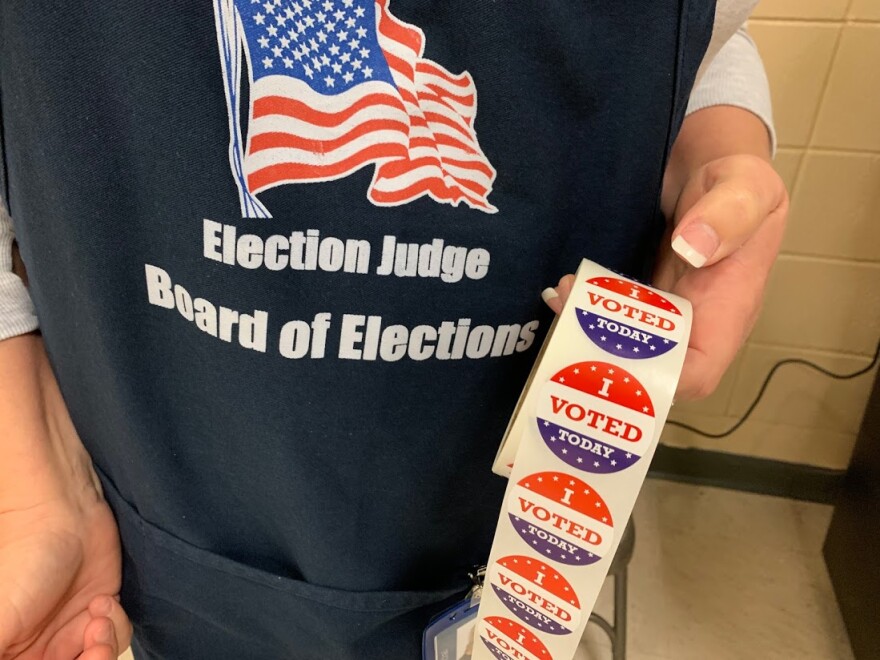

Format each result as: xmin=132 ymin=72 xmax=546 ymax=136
xmin=89 ymin=595 xmax=133 ymax=653
xmin=541 ymin=274 xmax=575 ymax=315
xmin=672 ymin=156 xmax=787 ymax=269
xmin=81 ymin=617 xmax=118 ymax=660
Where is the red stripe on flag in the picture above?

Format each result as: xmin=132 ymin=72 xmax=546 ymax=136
xmin=376 ymin=1 xmax=423 ymax=55
xmin=415 ymin=62 xmax=473 ymax=89
xmin=252 ymin=94 xmax=407 ymax=126
xmin=435 ymin=133 xmax=478 ymax=155
xmin=384 ymin=51 xmax=416 ymax=83
xmin=423 ymin=83 xmax=475 ymax=107
xmin=370 ymin=176 xmax=491 ymax=210
xmin=247 ymin=142 xmax=409 ymax=191
xmin=249 ymin=119 xmax=410 ymax=154
xmin=375 ymin=157 xmax=490 ymax=194
xmin=422 ymin=111 xmax=475 ymax=140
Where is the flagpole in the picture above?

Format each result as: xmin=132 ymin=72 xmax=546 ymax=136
xmin=212 ymin=0 xmax=271 ymax=218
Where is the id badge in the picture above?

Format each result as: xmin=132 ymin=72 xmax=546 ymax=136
xmin=422 ymin=567 xmax=484 ymax=660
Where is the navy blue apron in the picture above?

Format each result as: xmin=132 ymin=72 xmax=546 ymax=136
xmin=0 ymin=1 xmax=715 ymax=657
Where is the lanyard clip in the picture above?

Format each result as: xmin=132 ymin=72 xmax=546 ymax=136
xmin=467 ymin=565 xmax=486 ymax=605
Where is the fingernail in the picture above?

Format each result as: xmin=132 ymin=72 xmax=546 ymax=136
xmin=672 ymin=223 xmax=720 ymax=268
xmin=541 ymin=287 xmax=559 ymax=303
xmin=96 ymin=620 xmax=114 ymax=644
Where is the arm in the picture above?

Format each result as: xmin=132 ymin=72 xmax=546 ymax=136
xmin=545 ymin=23 xmax=788 ymax=401
xmin=0 ymin=205 xmax=39 ymax=342
xmin=0 ymin=208 xmax=131 ymax=657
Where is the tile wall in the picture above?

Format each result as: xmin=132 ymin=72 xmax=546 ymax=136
xmin=663 ymin=0 xmax=880 ymax=470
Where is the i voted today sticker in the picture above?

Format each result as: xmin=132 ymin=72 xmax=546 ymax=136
xmin=507 ymin=471 xmax=613 ymax=566
xmin=479 ymin=616 xmax=553 ymax=660
xmin=576 ymin=276 xmax=683 ymax=360
xmin=488 ymin=555 xmax=582 ymax=635
xmin=536 ymin=361 xmax=655 ymax=474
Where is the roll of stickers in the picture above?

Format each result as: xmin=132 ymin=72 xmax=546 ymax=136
xmin=473 ymin=258 xmax=692 ymax=660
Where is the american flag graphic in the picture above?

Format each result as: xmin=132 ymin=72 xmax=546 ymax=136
xmin=214 ymin=0 xmax=497 ymax=218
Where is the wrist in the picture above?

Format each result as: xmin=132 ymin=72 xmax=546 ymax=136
xmin=0 ymin=334 xmax=102 ymax=514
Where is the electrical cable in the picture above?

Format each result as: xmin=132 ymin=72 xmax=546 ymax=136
xmin=667 ymin=336 xmax=880 ymax=439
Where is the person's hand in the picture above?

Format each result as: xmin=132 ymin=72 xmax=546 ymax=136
xmin=0 ymin=337 xmax=132 ymax=660
xmin=543 ymin=154 xmax=788 ymax=400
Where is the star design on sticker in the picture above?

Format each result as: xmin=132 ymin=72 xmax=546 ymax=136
xmin=552 ymin=475 xmax=559 ymax=481
xmin=626 ymin=452 xmax=632 ymax=458
xmin=616 ymin=344 xmax=623 ymax=350
xmin=650 ymin=345 xmax=657 ymax=351
xmin=600 ymin=336 xmax=607 ymax=342
xmin=594 ymin=461 xmax=600 ymax=467
xmin=590 ymin=365 xmax=597 ymax=371
xmin=610 ymin=460 xmax=617 ymax=466
xmin=561 ymin=448 xmax=568 ymax=454
xmin=573 ymin=368 xmax=580 ymax=374
xmin=577 ymin=457 xmax=583 ymax=463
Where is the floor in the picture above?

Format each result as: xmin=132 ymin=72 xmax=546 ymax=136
xmin=119 ymin=480 xmax=854 ymax=660
xmin=574 ymin=480 xmax=854 ymax=660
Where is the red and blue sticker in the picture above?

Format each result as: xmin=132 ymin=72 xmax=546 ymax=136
xmin=480 ymin=616 xmax=553 ymax=660
xmin=488 ymin=555 xmax=582 ymax=635
xmin=536 ymin=361 xmax=655 ymax=474
xmin=508 ymin=471 xmax=613 ymax=566
xmin=576 ymin=277 xmax=682 ymax=360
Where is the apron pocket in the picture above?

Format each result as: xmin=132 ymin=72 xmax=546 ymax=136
xmin=99 ymin=473 xmax=465 ymax=660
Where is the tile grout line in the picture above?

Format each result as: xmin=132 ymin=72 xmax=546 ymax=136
xmin=778 ymin=145 xmax=880 ymax=156
xmin=777 ymin=252 xmax=880 ymax=267
xmin=745 ymin=339 xmax=880 ymax=361
xmin=750 ymin=17 xmax=879 ymax=25
xmin=805 ymin=18 xmax=847 ymax=151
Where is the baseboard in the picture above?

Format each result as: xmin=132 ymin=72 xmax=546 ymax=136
xmin=648 ymin=445 xmax=845 ymax=504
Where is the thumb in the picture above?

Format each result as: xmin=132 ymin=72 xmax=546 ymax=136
xmin=87 ymin=595 xmax=133 ymax=653
xmin=671 ymin=155 xmax=786 ymax=269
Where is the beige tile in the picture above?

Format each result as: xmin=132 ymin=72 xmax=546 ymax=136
xmin=750 ymin=255 xmax=880 ymax=355
xmin=749 ymin=22 xmax=840 ymax=147
xmin=814 ymin=25 xmax=880 ymax=150
xmin=727 ymin=343 xmax=877 ymax=434
xmin=662 ymin=410 xmax=758 ymax=455
xmin=783 ymin=151 xmax=880 ymax=260
xmin=662 ymin=410 xmax=857 ymax=469
xmin=848 ymin=0 xmax=880 ymax=21
xmin=773 ymin=147 xmax=804 ymax=194
xmin=628 ymin=481 xmax=854 ymax=660
xmin=752 ymin=0 xmax=849 ymax=20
